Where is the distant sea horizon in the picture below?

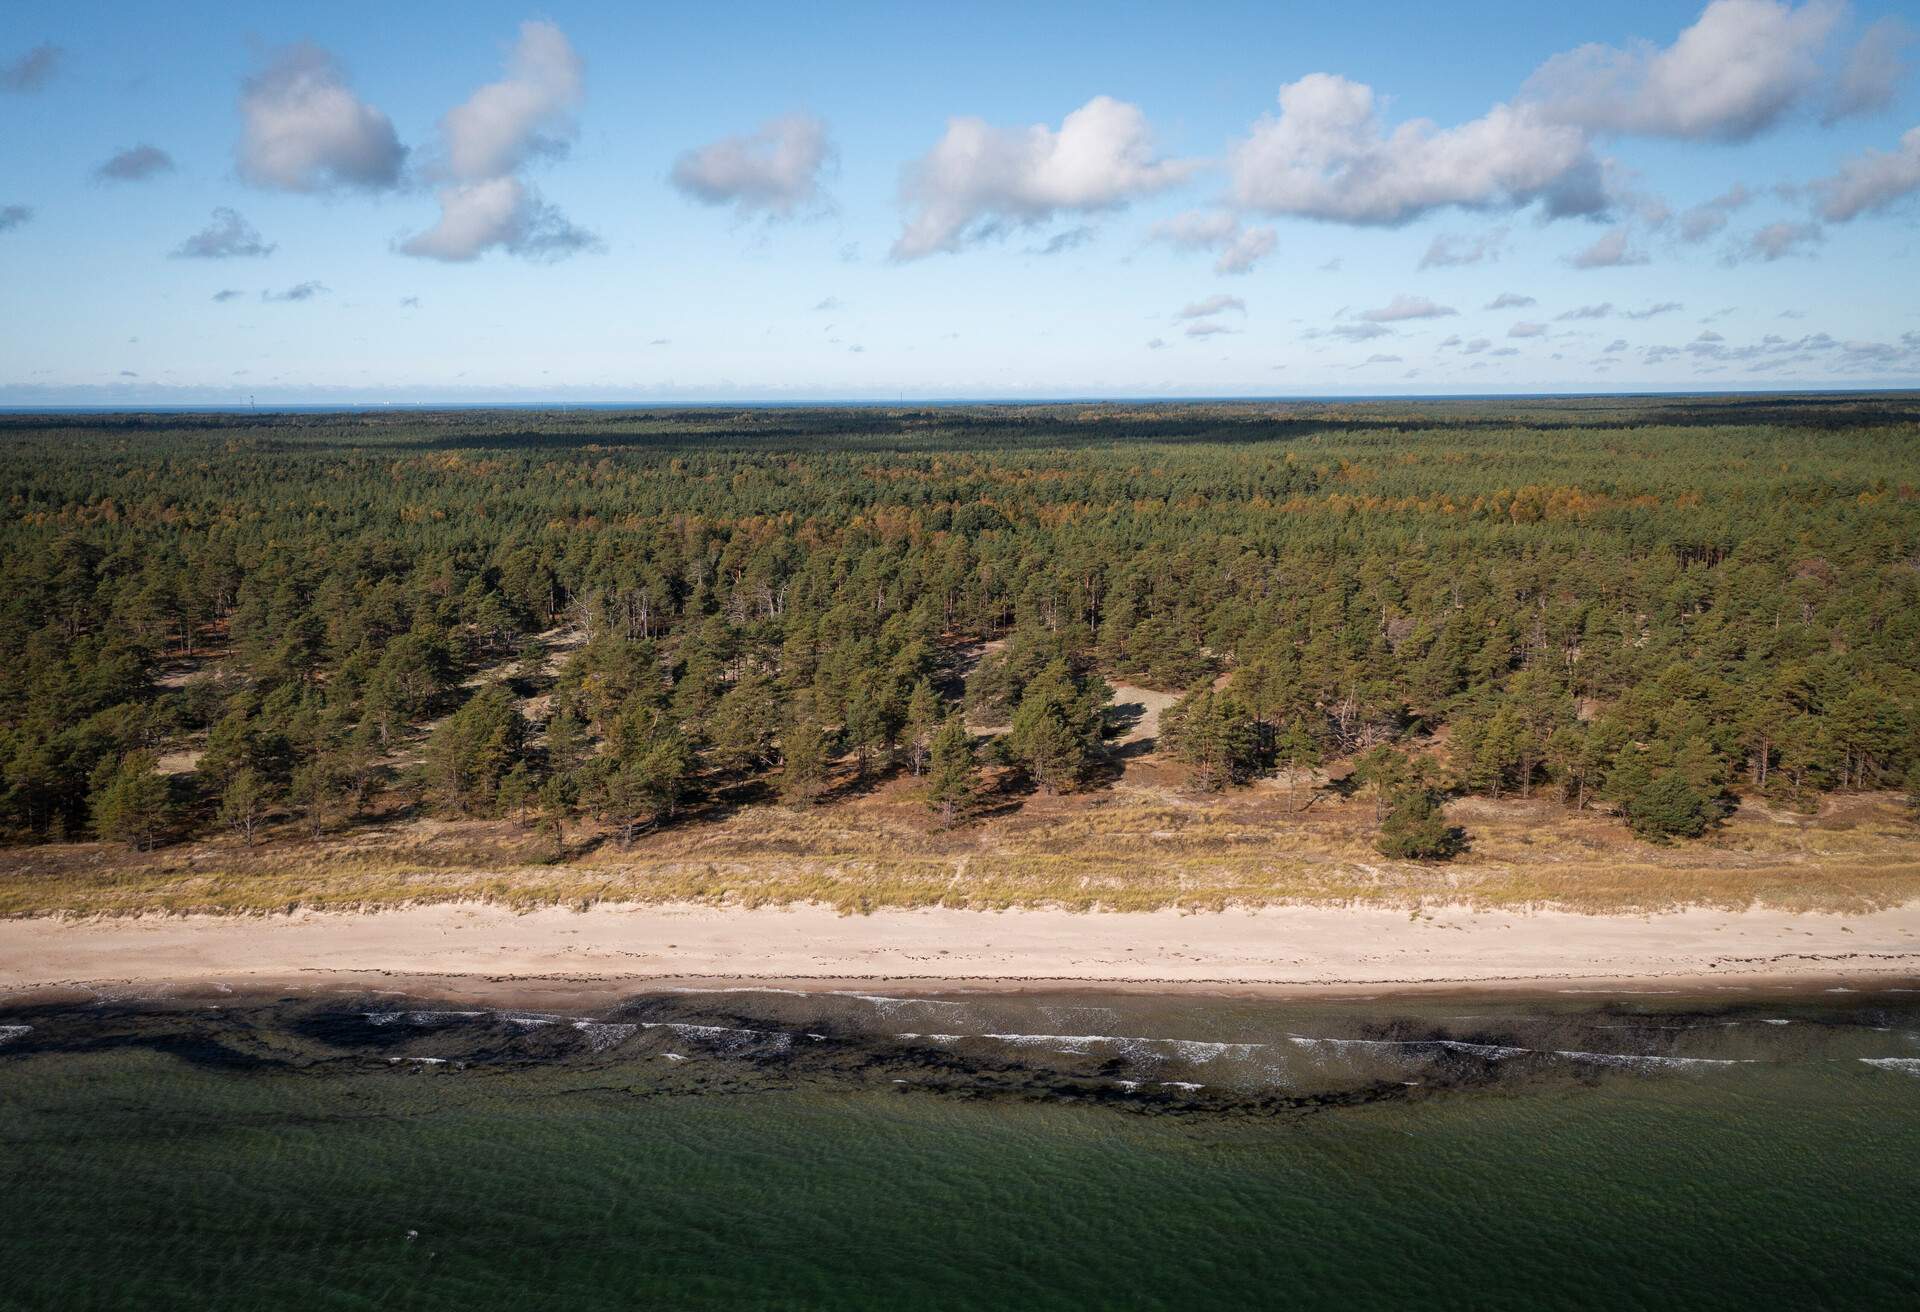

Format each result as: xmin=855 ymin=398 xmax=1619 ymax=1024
xmin=4 ymin=386 xmax=1919 ymax=415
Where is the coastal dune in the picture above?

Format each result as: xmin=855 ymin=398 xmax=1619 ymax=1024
xmin=4 ymin=900 xmax=1918 ymax=995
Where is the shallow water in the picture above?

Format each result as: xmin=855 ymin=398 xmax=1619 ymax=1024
xmin=3 ymin=985 xmax=1918 ymax=1309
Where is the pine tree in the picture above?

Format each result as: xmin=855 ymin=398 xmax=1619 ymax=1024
xmin=217 ymin=766 xmax=272 ymax=846
xmin=425 ymin=685 xmax=527 ymax=817
xmin=1376 ymin=789 xmax=1465 ymax=860
xmin=780 ymin=697 xmax=833 ymax=805
xmin=1007 ymin=659 xmax=1104 ymax=794
xmin=1161 ymin=686 xmax=1258 ymax=792
xmin=1625 ymin=771 xmax=1711 ymax=841
xmin=903 ymin=678 xmax=943 ymax=776
xmin=90 ymin=752 xmax=172 ymax=851
xmin=1271 ymin=720 xmax=1323 ymax=813
xmin=708 ymin=671 xmax=777 ymax=775
xmin=924 ymin=718 xmax=978 ymax=826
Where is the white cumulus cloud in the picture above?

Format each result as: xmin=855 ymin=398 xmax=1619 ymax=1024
xmin=892 ymin=95 xmax=1196 ymax=259
xmin=672 ymin=113 xmax=834 ymax=219
xmin=238 ymin=44 xmax=404 ymax=192
xmin=1522 ymin=0 xmax=1844 ymax=142
xmin=402 ymin=21 xmax=595 ymax=263
xmin=438 ymin=20 xmax=582 ymax=182
xmin=401 ymin=176 xmax=598 ymax=263
xmin=1229 ymin=73 xmax=1604 ymax=226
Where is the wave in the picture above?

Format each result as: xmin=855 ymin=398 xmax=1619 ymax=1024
xmin=828 ymin=993 xmax=965 ymax=1011
xmin=1549 ymin=1050 xmax=1750 ymax=1069
xmin=1860 ymin=1057 xmax=1920 ymax=1079
xmin=976 ymin=1032 xmax=1265 ymax=1062
xmin=639 ymin=1021 xmax=793 ymax=1054
xmin=573 ymin=1021 xmax=638 ymax=1052
xmin=0 ymin=1024 xmax=30 ymax=1047
xmin=1288 ymin=1036 xmax=1529 ymax=1060
xmin=364 ymin=1010 xmax=486 ymax=1027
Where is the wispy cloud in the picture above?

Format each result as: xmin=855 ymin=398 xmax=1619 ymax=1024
xmin=1567 ymin=226 xmax=1647 ymax=268
xmin=1148 ymin=210 xmax=1277 ymax=274
xmin=170 ymin=208 xmax=275 ymax=259
xmin=1419 ymin=228 xmax=1507 ymax=268
xmin=1176 ymin=294 xmax=1246 ymax=320
xmin=1359 ymin=294 xmax=1456 ymax=322
xmin=0 ymin=43 xmax=60 ymax=93
xmin=94 ymin=144 xmax=175 ymax=183
xmin=262 ymin=281 xmax=328 ymax=302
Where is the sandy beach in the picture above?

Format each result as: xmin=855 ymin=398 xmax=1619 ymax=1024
xmin=4 ymin=900 xmax=1919 ymax=998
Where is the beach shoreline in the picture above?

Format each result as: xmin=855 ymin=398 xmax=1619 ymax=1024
xmin=5 ymin=899 xmax=1918 ymax=1004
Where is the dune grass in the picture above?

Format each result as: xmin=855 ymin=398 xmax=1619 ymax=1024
xmin=3 ymin=784 xmax=1917 ymax=920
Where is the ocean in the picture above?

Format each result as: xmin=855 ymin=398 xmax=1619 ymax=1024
xmin=3 ymin=983 xmax=1917 ymax=1309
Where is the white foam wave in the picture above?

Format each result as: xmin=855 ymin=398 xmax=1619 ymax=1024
xmin=386 ymin=1056 xmax=448 ymax=1065
xmin=1158 ymin=1081 xmax=1204 ymax=1092
xmin=828 ymin=992 xmax=965 ymax=1012
xmin=663 ymin=987 xmax=807 ymax=996
xmin=1287 ymin=1036 xmax=1528 ymax=1060
xmin=0 ymin=1024 xmax=30 ymax=1048
xmin=1550 ymin=1050 xmax=1749 ymax=1069
xmin=364 ymin=1010 xmax=486 ymax=1027
xmin=640 ymin=1022 xmax=792 ymax=1054
xmin=573 ymin=1021 xmax=638 ymax=1052
xmin=1860 ymin=1057 xmax=1920 ymax=1079
xmin=977 ymin=1032 xmax=1264 ymax=1062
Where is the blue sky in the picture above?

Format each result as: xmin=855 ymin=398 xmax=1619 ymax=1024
xmin=3 ymin=0 xmax=1918 ymax=402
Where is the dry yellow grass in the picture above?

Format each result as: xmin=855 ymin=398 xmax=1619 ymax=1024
xmin=3 ymin=781 xmax=1917 ymax=920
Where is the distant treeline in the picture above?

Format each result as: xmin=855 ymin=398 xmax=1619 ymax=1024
xmin=2 ymin=396 xmax=1917 ymax=851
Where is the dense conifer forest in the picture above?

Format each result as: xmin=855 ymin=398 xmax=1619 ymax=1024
xmin=3 ymin=396 xmax=1917 ymax=861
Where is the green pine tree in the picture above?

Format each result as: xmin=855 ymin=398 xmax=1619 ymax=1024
xmin=1376 ymin=789 xmax=1465 ymax=861
xmin=90 ymin=752 xmax=173 ymax=851
xmin=924 ymin=718 xmax=978 ymax=826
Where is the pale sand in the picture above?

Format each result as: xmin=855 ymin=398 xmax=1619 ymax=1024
xmin=3 ymin=900 xmax=1919 ymax=999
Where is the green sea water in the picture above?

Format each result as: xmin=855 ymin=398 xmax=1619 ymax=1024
xmin=3 ymin=986 xmax=1918 ymax=1310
